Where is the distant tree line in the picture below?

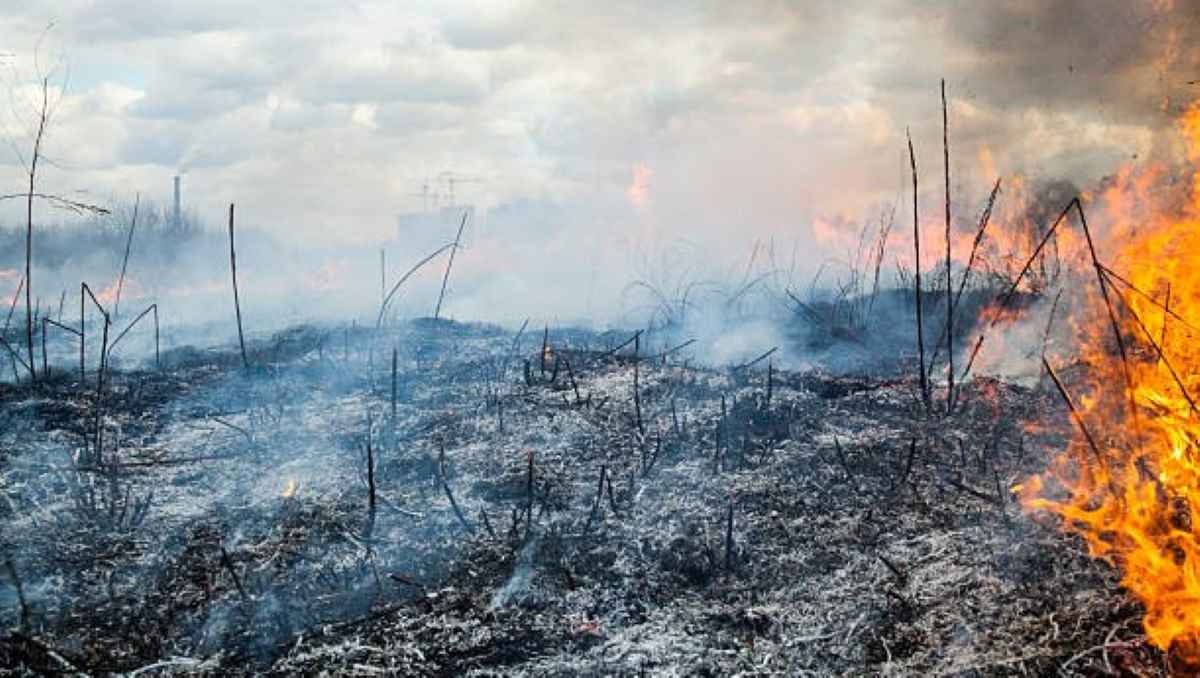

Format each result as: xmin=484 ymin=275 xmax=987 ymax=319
xmin=0 ymin=198 xmax=207 ymax=271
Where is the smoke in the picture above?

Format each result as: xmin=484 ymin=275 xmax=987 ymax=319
xmin=490 ymin=535 xmax=539 ymax=610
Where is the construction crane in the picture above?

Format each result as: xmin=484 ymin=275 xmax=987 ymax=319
xmin=436 ymin=171 xmax=486 ymax=207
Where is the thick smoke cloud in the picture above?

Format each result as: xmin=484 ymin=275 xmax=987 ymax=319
xmin=0 ymin=1 xmax=1195 ymax=336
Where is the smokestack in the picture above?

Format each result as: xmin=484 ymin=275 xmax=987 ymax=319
xmin=173 ymin=175 xmax=181 ymax=228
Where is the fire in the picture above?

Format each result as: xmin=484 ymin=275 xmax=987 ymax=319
xmin=1018 ymin=102 xmax=1200 ymax=662
xmin=95 ymin=276 xmax=149 ymax=307
xmin=281 ymin=478 xmax=299 ymax=498
xmin=626 ymin=162 xmax=652 ymax=209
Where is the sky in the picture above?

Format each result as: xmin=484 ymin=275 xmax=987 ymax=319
xmin=0 ymin=1 xmax=1196 ymax=267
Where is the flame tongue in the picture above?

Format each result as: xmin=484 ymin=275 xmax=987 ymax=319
xmin=1021 ymin=103 xmax=1200 ymax=661
xmin=281 ymin=479 xmax=299 ymax=498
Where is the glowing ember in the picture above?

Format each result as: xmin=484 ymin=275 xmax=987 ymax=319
xmin=281 ymin=479 xmax=299 ymax=498
xmin=1018 ymin=102 xmax=1200 ymax=662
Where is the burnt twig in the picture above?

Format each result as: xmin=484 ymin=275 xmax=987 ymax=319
xmin=585 ymin=464 xmax=607 ymax=533
xmin=391 ymin=347 xmax=398 ymax=420
xmin=877 ymin=553 xmax=907 ymax=585
xmin=651 ymin=338 xmax=696 ymax=362
xmin=479 ymin=508 xmax=497 ymax=540
xmin=897 ymin=437 xmax=917 ymax=491
xmin=724 ymin=498 xmax=736 ymax=573
xmin=597 ymin=330 xmax=642 ymax=360
xmin=3 ymin=276 xmax=22 ymax=333
xmin=1041 ymin=356 xmax=1107 ymax=471
xmin=832 ymin=435 xmax=853 ymax=480
xmin=732 ymin=346 xmax=777 ymax=372
xmin=632 ymin=335 xmax=645 ymax=438
xmin=108 ymin=303 xmax=156 ymax=354
xmin=525 ymin=449 xmax=536 ymax=540
xmin=219 ymin=545 xmax=248 ymax=602
xmin=438 ymin=452 xmax=474 ymax=535
xmin=3 ymin=557 xmax=30 ymax=630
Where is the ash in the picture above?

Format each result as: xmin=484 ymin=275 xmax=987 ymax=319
xmin=0 ymin=319 xmax=1165 ymax=675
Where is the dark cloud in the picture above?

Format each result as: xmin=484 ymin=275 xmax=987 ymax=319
xmin=895 ymin=1 xmax=1200 ymax=124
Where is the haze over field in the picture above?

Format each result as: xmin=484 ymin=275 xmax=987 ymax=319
xmin=0 ymin=1 xmax=1197 ymax=330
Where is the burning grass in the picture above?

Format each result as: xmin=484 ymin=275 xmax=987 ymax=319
xmin=1016 ymin=102 xmax=1200 ymax=669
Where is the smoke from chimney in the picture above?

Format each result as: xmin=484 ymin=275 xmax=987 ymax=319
xmin=173 ymin=175 xmax=181 ymax=228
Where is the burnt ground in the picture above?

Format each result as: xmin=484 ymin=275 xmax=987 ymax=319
xmin=0 ymin=318 xmax=1173 ymax=676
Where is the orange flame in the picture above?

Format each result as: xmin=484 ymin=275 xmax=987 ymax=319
xmin=1018 ymin=102 xmax=1200 ymax=662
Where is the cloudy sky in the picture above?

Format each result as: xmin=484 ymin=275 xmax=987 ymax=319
xmin=0 ymin=0 xmax=1196 ymax=258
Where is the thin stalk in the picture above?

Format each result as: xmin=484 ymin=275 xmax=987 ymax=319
xmin=377 ymin=243 xmax=455 ymax=328
xmin=25 ymin=78 xmax=50 ymax=382
xmin=1075 ymin=201 xmax=1140 ymax=435
xmin=1160 ymin=282 xmax=1172 ymax=367
xmin=725 ymin=498 xmax=735 ymax=572
xmin=942 ymin=79 xmax=954 ymax=412
xmin=525 ymin=450 xmax=535 ymax=540
xmin=1098 ymin=264 xmax=1197 ymax=332
xmin=928 ymin=178 xmax=1001 ymax=380
xmin=1108 ymin=277 xmax=1198 ymax=417
xmin=633 ymin=334 xmax=645 ymax=438
xmin=113 ymin=194 xmax=139 ymax=319
xmin=908 ymin=129 xmax=930 ymax=411
xmin=433 ymin=211 xmax=468 ymax=320
xmin=108 ymin=304 xmax=156 ymax=353
xmin=1041 ymin=356 xmax=1114 ymax=493
xmin=220 ymin=545 xmax=248 ymax=602
xmin=4 ymin=277 xmax=23 ymax=332
xmin=958 ymin=197 xmax=1078 ymax=387
xmin=228 ymin=204 xmax=249 ymax=370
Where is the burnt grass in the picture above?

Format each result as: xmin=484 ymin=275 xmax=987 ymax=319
xmin=0 ymin=318 xmax=1172 ymax=676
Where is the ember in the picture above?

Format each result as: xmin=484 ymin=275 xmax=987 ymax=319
xmin=281 ymin=478 xmax=299 ymax=498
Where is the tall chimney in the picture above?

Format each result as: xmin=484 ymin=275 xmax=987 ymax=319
xmin=173 ymin=175 xmax=181 ymax=228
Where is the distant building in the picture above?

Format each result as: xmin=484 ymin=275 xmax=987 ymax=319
xmin=482 ymin=199 xmax=564 ymax=241
xmin=395 ymin=205 xmax=475 ymax=253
